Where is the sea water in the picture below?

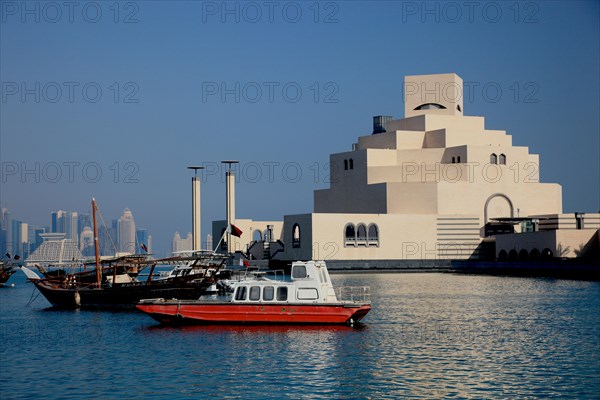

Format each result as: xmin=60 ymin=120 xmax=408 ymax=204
xmin=1 ymin=272 xmax=599 ymax=399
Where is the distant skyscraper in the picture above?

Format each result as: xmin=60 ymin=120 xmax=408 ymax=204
xmin=136 ymin=229 xmax=149 ymax=253
xmin=206 ymin=234 xmax=213 ymax=252
xmin=79 ymin=226 xmax=94 ymax=257
xmin=0 ymin=208 xmax=9 ymax=256
xmin=118 ymin=208 xmax=136 ymax=254
xmin=0 ymin=229 xmax=6 ymax=257
xmin=11 ymin=220 xmax=28 ymax=257
xmin=172 ymin=232 xmax=193 ymax=254
xmin=77 ymin=214 xmax=90 ymax=239
xmin=65 ymin=211 xmax=78 ymax=245
xmin=51 ymin=210 xmax=66 ymax=233
xmin=29 ymin=226 xmax=46 ymax=254
xmin=98 ymin=225 xmax=115 ymax=257
xmin=112 ymin=219 xmax=119 ymax=250
xmin=3 ymin=209 xmax=12 ymax=256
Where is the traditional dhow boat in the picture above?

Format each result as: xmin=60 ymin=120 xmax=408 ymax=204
xmin=0 ymin=259 xmax=18 ymax=285
xmin=21 ymin=198 xmax=228 ymax=309
xmin=136 ymin=260 xmax=371 ymax=325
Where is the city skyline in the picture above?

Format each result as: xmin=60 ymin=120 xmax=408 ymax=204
xmin=1 ymin=1 xmax=598 ymax=256
xmin=0 ymin=204 xmax=153 ymax=259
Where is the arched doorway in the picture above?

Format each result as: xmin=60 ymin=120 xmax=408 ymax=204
xmin=484 ymin=193 xmax=514 ymax=223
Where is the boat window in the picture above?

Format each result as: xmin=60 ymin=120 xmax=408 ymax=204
xmin=292 ymin=265 xmax=307 ymax=279
xmin=297 ymin=288 xmax=318 ymax=300
xmin=235 ymin=286 xmax=247 ymax=301
xmin=263 ymin=286 xmax=274 ymax=301
xmin=249 ymin=286 xmax=260 ymax=301
xmin=277 ymin=287 xmax=288 ymax=301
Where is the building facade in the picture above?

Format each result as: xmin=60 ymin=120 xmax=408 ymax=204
xmin=212 ymin=219 xmax=283 ymax=259
xmin=172 ymin=232 xmax=193 ymax=254
xmin=282 ymin=73 xmax=563 ymax=261
xmin=118 ymin=208 xmax=136 ymax=254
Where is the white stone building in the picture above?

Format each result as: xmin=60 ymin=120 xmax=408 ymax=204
xmin=214 ymin=73 xmax=598 ymax=263
xmin=171 ymin=232 xmax=193 ymax=254
xmin=282 ymin=73 xmax=565 ymax=261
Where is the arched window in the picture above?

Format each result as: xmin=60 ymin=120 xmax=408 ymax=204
xmin=498 ymin=250 xmax=508 ymax=261
xmin=344 ymin=224 xmax=356 ymax=246
xmin=499 ymin=154 xmax=506 ymax=165
xmin=252 ymin=230 xmax=263 ymax=242
xmin=292 ymin=224 xmax=301 ymax=248
xmin=414 ymin=103 xmax=447 ymax=110
xmin=519 ymin=249 xmax=529 ymax=261
xmin=541 ymin=248 xmax=553 ymax=259
xmin=367 ymin=224 xmax=379 ymax=246
xmin=356 ymin=224 xmax=367 ymax=245
xmin=490 ymin=153 xmax=498 ymax=164
xmin=451 ymin=156 xmax=456 ymax=164
xmin=530 ymin=248 xmax=540 ymax=260
xmin=349 ymin=159 xmax=354 ymax=170
xmin=343 ymin=159 xmax=348 ymax=170
xmin=457 ymin=156 xmax=461 ymax=163
xmin=508 ymin=249 xmax=518 ymax=261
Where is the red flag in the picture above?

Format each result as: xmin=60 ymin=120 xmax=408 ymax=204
xmin=141 ymin=243 xmax=148 ymax=253
xmin=229 ymin=224 xmax=243 ymax=238
xmin=239 ymin=258 xmax=251 ymax=267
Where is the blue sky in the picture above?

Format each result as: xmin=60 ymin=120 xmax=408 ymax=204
xmin=1 ymin=1 xmax=599 ymax=256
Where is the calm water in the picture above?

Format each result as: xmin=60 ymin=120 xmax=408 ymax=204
xmin=1 ymin=271 xmax=599 ymax=399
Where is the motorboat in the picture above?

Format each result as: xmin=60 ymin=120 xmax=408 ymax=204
xmin=136 ymin=260 xmax=371 ymax=325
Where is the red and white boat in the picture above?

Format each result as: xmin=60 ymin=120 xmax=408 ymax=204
xmin=136 ymin=260 xmax=371 ymax=325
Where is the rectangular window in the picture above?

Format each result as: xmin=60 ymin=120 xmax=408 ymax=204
xmin=292 ymin=265 xmax=307 ymax=279
xmin=249 ymin=286 xmax=261 ymax=301
xmin=277 ymin=287 xmax=288 ymax=301
xmin=263 ymin=286 xmax=274 ymax=301
xmin=297 ymin=288 xmax=319 ymax=300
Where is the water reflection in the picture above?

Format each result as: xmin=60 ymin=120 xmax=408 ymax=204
xmin=2 ymin=271 xmax=599 ymax=399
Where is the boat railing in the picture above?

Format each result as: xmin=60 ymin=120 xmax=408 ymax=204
xmin=234 ymin=268 xmax=287 ymax=282
xmin=335 ymin=286 xmax=371 ymax=304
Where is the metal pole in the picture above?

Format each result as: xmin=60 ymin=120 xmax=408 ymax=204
xmin=188 ymin=166 xmax=204 ymax=252
xmin=221 ymin=161 xmax=239 ymax=254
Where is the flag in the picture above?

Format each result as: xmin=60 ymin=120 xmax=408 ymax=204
xmin=141 ymin=243 xmax=148 ymax=253
xmin=5 ymin=253 xmax=10 ymax=259
xmin=229 ymin=224 xmax=243 ymax=238
xmin=239 ymin=258 xmax=250 ymax=267
xmin=14 ymin=255 xmax=20 ymax=260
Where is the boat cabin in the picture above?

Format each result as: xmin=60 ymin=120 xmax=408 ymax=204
xmin=231 ymin=260 xmax=339 ymax=304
